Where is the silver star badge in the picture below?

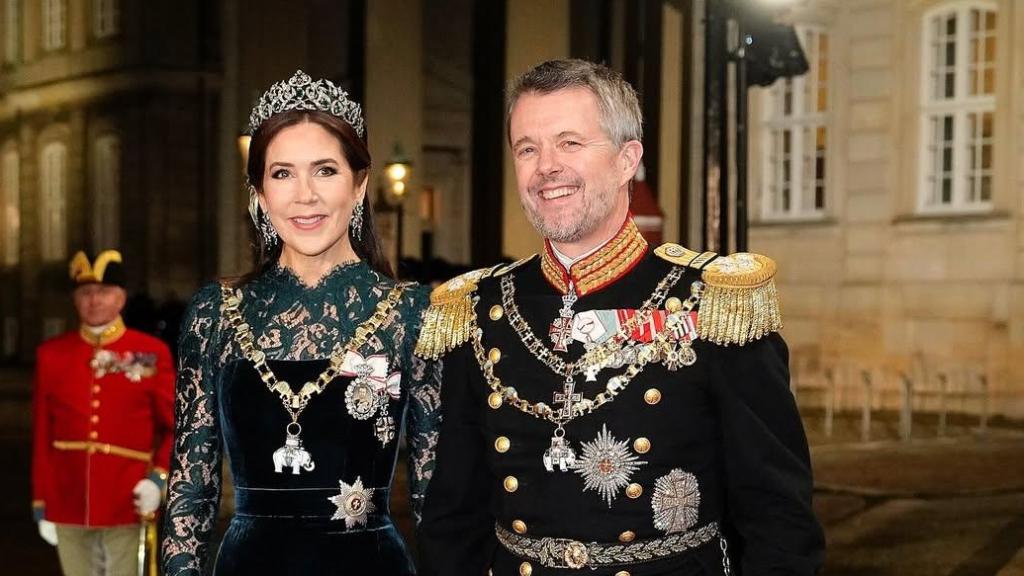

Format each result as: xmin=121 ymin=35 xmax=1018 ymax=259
xmin=327 ymin=476 xmax=376 ymax=528
xmin=571 ymin=425 xmax=647 ymax=507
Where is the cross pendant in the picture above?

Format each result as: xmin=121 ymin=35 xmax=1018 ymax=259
xmin=549 ymin=316 xmax=574 ymax=352
xmin=549 ymin=283 xmax=578 ymax=353
xmin=553 ymin=376 xmax=583 ymax=420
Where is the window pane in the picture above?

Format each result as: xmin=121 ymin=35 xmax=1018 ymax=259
xmin=769 ymin=81 xmax=785 ymax=120
xmin=965 ymin=111 xmax=993 ymax=204
xmin=930 ymin=14 xmax=958 ymax=100
xmin=802 ymin=30 xmax=814 ymax=114
xmin=92 ymin=135 xmax=121 ymax=249
xmin=782 ymin=130 xmax=792 ymax=211
xmin=95 ymin=0 xmax=120 ymax=38
xmin=927 ymin=114 xmax=955 ymax=207
xmin=783 ymin=79 xmax=793 ymax=116
xmin=800 ymin=126 xmax=825 ymax=214
xmin=816 ymin=33 xmax=829 ymax=112
xmin=40 ymin=143 xmax=66 ymax=261
xmin=43 ymin=0 xmax=65 ymax=50
xmin=968 ymin=9 xmax=997 ymax=96
xmin=770 ymin=130 xmax=783 ymax=213
xmin=920 ymin=7 xmax=997 ymax=213
xmin=4 ymin=0 xmax=18 ymax=63
xmin=815 ymin=126 xmax=827 ymax=210
xmin=2 ymin=149 xmax=18 ymax=265
xmin=762 ymin=26 xmax=828 ymax=219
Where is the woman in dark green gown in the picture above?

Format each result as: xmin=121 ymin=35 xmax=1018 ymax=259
xmin=161 ymin=71 xmax=440 ymax=576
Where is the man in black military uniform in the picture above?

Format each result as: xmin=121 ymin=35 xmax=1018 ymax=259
xmin=416 ymin=59 xmax=824 ymax=576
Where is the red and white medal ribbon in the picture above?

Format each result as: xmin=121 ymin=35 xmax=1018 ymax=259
xmin=571 ymin=310 xmax=698 ymax=345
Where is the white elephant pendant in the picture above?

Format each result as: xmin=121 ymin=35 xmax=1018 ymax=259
xmin=272 ymin=431 xmax=316 ymax=475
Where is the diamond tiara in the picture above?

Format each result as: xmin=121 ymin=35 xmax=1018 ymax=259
xmin=247 ymin=70 xmax=365 ymax=137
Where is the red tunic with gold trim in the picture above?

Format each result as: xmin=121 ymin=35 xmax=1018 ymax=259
xmin=31 ymin=319 xmax=175 ymax=527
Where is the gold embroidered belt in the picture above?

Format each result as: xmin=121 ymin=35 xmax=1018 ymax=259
xmin=495 ymin=521 xmax=719 ymax=570
xmin=52 ymin=440 xmax=152 ymax=463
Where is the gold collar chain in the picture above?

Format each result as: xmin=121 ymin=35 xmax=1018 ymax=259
xmin=477 ymin=267 xmax=698 ymax=427
xmin=498 ymin=266 xmax=684 ymax=379
xmin=220 ymin=284 xmax=405 ymax=422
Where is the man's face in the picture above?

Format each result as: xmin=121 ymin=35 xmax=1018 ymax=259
xmin=509 ymin=87 xmax=641 ymax=248
xmin=72 ymin=284 xmax=126 ymax=327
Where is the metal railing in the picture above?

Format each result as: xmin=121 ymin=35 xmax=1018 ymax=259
xmin=793 ymin=355 xmax=990 ymax=442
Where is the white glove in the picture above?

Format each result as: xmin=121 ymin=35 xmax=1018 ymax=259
xmin=132 ymin=479 xmax=161 ymax=515
xmin=38 ymin=520 xmax=58 ymax=546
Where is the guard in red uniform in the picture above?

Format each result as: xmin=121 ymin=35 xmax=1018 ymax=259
xmin=32 ymin=249 xmax=175 ymax=576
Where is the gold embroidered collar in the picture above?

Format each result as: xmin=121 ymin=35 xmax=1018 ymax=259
xmin=79 ymin=316 xmax=127 ymax=347
xmin=541 ymin=216 xmax=649 ymax=296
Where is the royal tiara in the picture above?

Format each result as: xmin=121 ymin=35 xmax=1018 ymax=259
xmin=247 ymin=70 xmax=365 ymax=137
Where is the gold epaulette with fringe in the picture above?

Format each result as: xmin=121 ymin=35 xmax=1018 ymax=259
xmin=415 ymin=255 xmax=535 ymax=359
xmin=655 ymin=243 xmax=782 ymax=346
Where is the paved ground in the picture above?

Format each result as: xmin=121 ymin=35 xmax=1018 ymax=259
xmin=3 ymin=367 xmax=1022 ymax=575
xmin=813 ymin=434 xmax=1024 ymax=576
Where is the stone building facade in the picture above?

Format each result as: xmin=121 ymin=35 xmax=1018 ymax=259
xmin=748 ymin=0 xmax=1024 ymax=417
xmin=0 ymin=1 xmax=221 ymax=362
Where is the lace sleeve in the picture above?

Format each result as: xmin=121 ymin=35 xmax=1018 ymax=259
xmin=161 ymin=283 xmax=224 ymax=576
xmin=403 ymin=287 xmax=441 ymax=524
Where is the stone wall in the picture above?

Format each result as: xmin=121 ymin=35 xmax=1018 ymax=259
xmin=749 ymin=0 xmax=1024 ymax=418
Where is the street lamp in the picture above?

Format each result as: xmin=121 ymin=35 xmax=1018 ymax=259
xmin=384 ymin=142 xmax=411 ymax=199
xmin=377 ymin=142 xmax=412 ymax=266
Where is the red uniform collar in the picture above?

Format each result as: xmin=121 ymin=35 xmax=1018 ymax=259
xmin=540 ymin=215 xmax=649 ymax=296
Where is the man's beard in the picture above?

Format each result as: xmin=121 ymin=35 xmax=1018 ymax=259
xmin=522 ymin=177 xmax=618 ymax=243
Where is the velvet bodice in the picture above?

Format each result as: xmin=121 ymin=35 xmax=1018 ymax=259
xmin=162 ymin=262 xmax=440 ymax=576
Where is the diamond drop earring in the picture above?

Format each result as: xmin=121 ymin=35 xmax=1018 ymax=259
xmin=350 ymin=201 xmax=364 ymax=241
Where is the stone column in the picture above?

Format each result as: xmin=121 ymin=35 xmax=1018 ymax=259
xmin=502 ymin=0 xmax=570 ymax=259
xmin=366 ymin=0 xmax=424 ymax=263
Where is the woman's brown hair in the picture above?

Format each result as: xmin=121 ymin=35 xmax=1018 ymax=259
xmin=241 ymin=109 xmax=393 ymax=282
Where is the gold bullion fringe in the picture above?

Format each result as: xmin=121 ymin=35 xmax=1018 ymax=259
xmin=415 ymin=294 xmax=476 ymax=359
xmin=697 ymin=274 xmax=782 ymax=346
xmin=415 ymin=257 xmax=535 ymax=359
xmin=414 ymin=266 xmax=496 ymax=359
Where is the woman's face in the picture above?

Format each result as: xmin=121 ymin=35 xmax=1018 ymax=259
xmin=259 ymin=121 xmax=366 ymax=261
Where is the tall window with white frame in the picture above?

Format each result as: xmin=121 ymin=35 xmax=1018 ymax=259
xmin=93 ymin=0 xmax=119 ymax=39
xmin=920 ymin=3 xmax=996 ymax=213
xmin=3 ymin=0 xmax=19 ymax=64
xmin=41 ymin=0 xmax=65 ymax=51
xmin=92 ymin=134 xmax=121 ymax=249
xmin=761 ymin=26 xmax=829 ymax=220
xmin=2 ymin=147 xmax=19 ymax=266
xmin=39 ymin=142 xmax=67 ymax=262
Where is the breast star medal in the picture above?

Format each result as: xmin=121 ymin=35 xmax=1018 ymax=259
xmin=651 ymin=469 xmax=701 ymax=534
xmin=327 ymin=476 xmax=376 ymax=529
xmin=571 ymin=425 xmax=647 ymax=507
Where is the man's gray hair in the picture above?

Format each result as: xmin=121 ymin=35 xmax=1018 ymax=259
xmin=506 ymin=59 xmax=643 ymax=147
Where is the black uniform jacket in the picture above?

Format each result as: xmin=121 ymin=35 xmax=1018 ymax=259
xmin=418 ymin=251 xmax=825 ymax=576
